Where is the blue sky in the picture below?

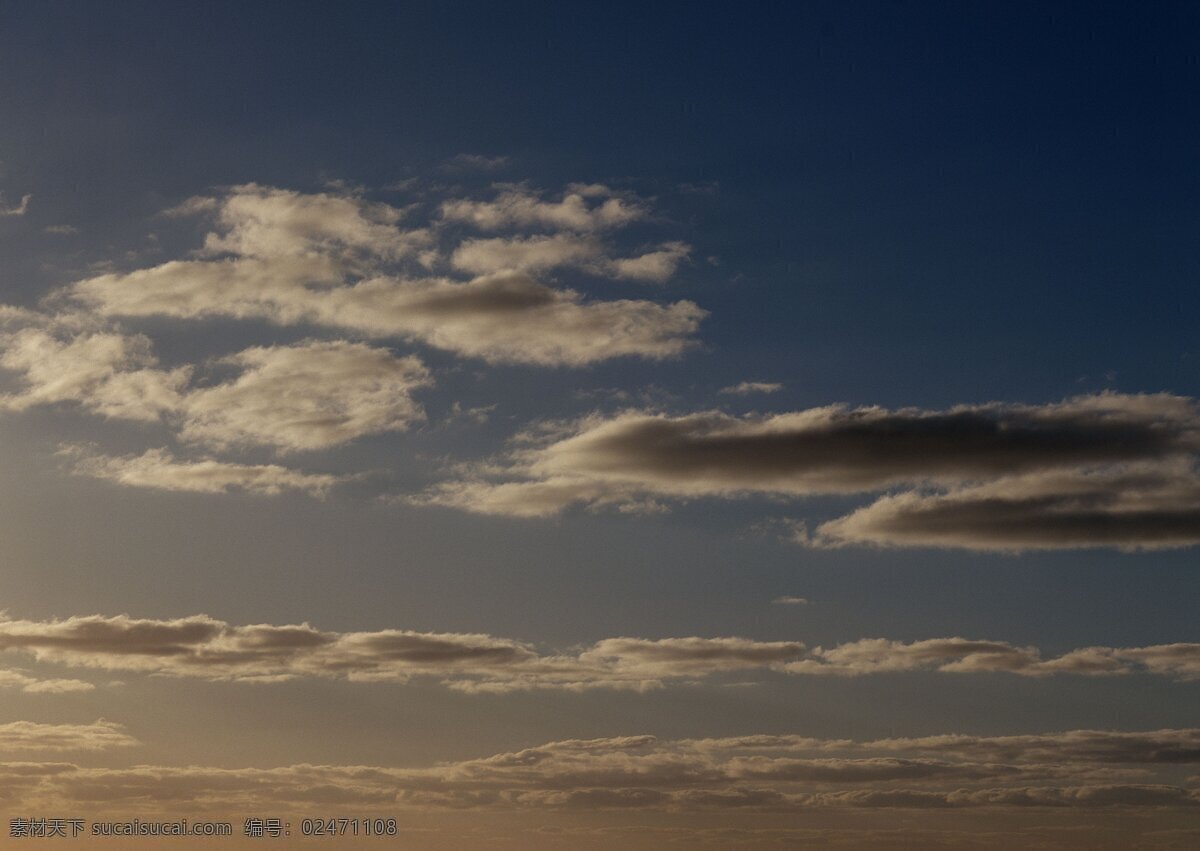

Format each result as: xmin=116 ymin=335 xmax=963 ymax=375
xmin=0 ymin=3 xmax=1198 ymax=847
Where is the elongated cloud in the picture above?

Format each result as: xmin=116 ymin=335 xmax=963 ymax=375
xmin=0 ymin=721 xmax=137 ymax=752
xmin=0 ymin=613 xmax=1196 ymax=691
xmin=812 ymin=461 xmax=1200 ymax=552
xmin=688 ymin=729 xmax=1200 ymax=765
xmin=62 ymin=446 xmax=341 ymax=496
xmin=71 ymin=267 xmax=704 ymax=367
xmin=0 ymin=669 xmax=94 ymax=694
xmin=66 ymin=183 xmax=703 ymax=366
xmin=450 ymin=234 xmax=690 ymax=281
xmin=3 ymin=730 xmax=1198 ymax=815
xmin=719 ymin=380 xmax=784 ymax=396
xmin=416 ymin=393 xmax=1200 ymax=550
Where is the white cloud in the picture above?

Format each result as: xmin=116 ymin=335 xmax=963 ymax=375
xmin=70 ymin=265 xmax=704 ymax=367
xmin=4 ymin=729 xmax=1197 ymax=815
xmin=450 ymin=234 xmax=690 ymax=281
xmin=0 ymin=193 xmax=31 ymax=216
xmin=1 ymin=612 xmax=1196 ymax=692
xmin=62 ymin=446 xmax=342 ymax=497
xmin=442 ymin=153 xmax=510 ymax=171
xmin=0 ymin=328 xmax=190 ymax=422
xmin=178 ymin=340 xmax=430 ymax=452
xmin=61 ymin=182 xmax=701 ymax=367
xmin=688 ymin=729 xmax=1200 ymax=765
xmin=440 ymin=183 xmax=646 ymax=232
xmin=0 ymin=720 xmax=136 ymax=752
xmin=0 ymin=669 xmax=95 ymax=694
xmin=606 ymin=241 xmax=691 ymax=282
xmin=189 ymin=183 xmax=430 ymax=263
xmin=720 ymin=381 xmax=784 ymax=396
xmin=0 ymin=319 xmax=433 ymax=453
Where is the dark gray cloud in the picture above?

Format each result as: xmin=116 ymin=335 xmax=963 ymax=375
xmin=417 ymin=394 xmax=1200 ymax=551
xmin=813 ymin=461 xmax=1200 ymax=551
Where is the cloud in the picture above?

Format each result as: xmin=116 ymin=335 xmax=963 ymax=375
xmin=178 ymin=340 xmax=430 ymax=452
xmin=70 ymin=266 xmax=704 ymax=367
xmin=696 ymin=729 xmax=1200 ymax=766
xmin=440 ymin=183 xmax=646 ymax=232
xmin=62 ymin=446 xmax=342 ymax=497
xmin=0 ymin=721 xmax=137 ymax=752
xmin=812 ymin=460 xmax=1200 ymax=552
xmin=0 ymin=613 xmax=1196 ymax=692
xmin=772 ymin=596 xmax=809 ymax=606
xmin=442 ymin=154 xmax=510 ymax=172
xmin=451 ymin=234 xmax=605 ymax=275
xmin=0 ymin=193 xmax=31 ymax=216
xmin=4 ymin=729 xmax=1197 ymax=815
xmin=0 ymin=669 xmax=95 ymax=694
xmin=184 ymin=183 xmax=430 ymax=263
xmin=415 ymin=393 xmax=1200 ymax=551
xmin=719 ymin=381 xmax=784 ymax=396
xmin=0 ymin=318 xmax=431 ymax=453
xmin=0 ymin=327 xmax=190 ymax=422
xmin=450 ymin=235 xmax=690 ymax=282
xmin=605 ymin=242 xmax=691 ymax=282
xmin=66 ymin=183 xmax=702 ymax=366
xmin=577 ymin=637 xmax=807 ymax=678
xmin=784 ymin=637 xmax=1200 ymax=680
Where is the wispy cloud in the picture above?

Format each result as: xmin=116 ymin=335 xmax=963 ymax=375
xmin=450 ymin=234 xmax=690 ymax=282
xmin=440 ymin=183 xmax=646 ymax=232
xmin=3 ymin=728 xmax=1197 ymax=814
xmin=61 ymin=446 xmax=342 ymax=497
xmin=0 ymin=193 xmax=31 ymax=216
xmin=0 ymin=668 xmax=94 ymax=694
xmin=720 ymin=381 xmax=783 ymax=396
xmin=0 ymin=720 xmax=136 ymax=752
xmin=441 ymin=153 xmax=510 ymax=172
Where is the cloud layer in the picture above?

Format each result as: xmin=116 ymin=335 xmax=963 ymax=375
xmin=1 ymin=613 xmax=1195 ymax=692
xmin=3 ymin=728 xmax=1197 ymax=815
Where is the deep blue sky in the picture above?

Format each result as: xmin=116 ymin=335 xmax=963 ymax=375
xmin=4 ymin=1 xmax=1199 ymax=404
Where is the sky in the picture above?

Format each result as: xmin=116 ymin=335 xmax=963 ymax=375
xmin=0 ymin=1 xmax=1198 ymax=847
